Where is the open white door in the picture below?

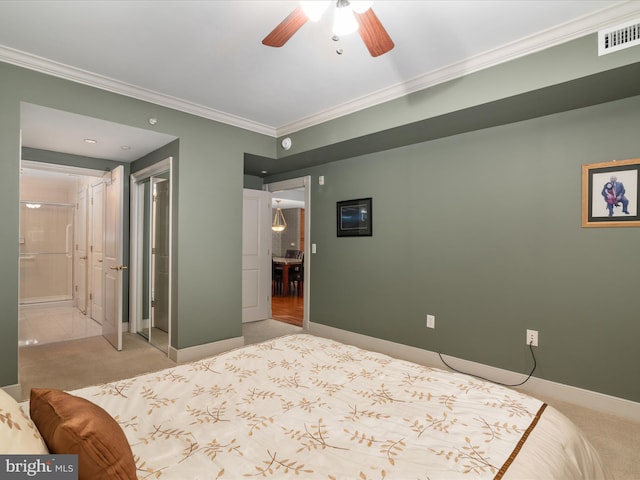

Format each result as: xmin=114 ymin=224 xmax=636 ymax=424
xmin=75 ymin=185 xmax=88 ymax=314
xmin=242 ymin=189 xmax=272 ymax=323
xmin=102 ymin=166 xmax=124 ymax=350
xmin=90 ymin=180 xmax=105 ymax=325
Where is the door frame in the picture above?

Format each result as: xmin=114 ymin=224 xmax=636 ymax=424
xmin=264 ymin=176 xmax=311 ymax=329
xmin=129 ymin=157 xmax=173 ymax=355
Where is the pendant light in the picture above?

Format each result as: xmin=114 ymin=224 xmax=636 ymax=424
xmin=272 ymin=199 xmax=287 ymax=232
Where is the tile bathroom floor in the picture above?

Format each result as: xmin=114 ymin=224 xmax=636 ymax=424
xmin=19 ymin=303 xmax=101 ymax=347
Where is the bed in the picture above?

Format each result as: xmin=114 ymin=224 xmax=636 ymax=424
xmin=7 ymin=334 xmax=609 ymax=479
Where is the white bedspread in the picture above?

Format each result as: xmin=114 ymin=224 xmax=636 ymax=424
xmin=63 ymin=334 xmax=607 ymax=479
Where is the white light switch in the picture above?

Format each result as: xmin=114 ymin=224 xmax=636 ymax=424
xmin=312 ymin=243 xmax=317 ymax=254
xmin=319 ymin=176 xmax=325 ymax=185
xmin=426 ymin=315 xmax=435 ymax=329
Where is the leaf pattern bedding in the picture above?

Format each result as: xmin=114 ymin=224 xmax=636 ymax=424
xmin=64 ymin=334 xmax=604 ymax=479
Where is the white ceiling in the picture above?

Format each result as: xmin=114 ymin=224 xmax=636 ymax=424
xmin=2 ymin=1 xmax=638 ymax=164
xmin=21 ymin=103 xmax=177 ymax=162
xmin=272 ymin=188 xmax=305 ymax=209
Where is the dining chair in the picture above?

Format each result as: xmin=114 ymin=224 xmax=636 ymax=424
xmin=272 ymin=260 xmax=284 ymax=296
xmin=289 ymin=253 xmax=304 ymax=296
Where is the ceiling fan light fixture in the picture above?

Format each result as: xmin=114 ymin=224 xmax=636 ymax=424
xmin=300 ymin=1 xmax=330 ymax=22
xmin=332 ymin=3 xmax=359 ymax=36
xmin=264 ymin=0 xmax=392 ymax=57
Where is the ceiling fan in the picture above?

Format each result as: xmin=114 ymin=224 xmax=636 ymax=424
xmin=262 ymin=0 xmax=394 ymax=57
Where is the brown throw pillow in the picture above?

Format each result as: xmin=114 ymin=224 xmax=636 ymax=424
xmin=30 ymin=388 xmax=137 ymax=480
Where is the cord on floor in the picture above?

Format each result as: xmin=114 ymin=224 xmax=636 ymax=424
xmin=437 ymin=342 xmax=537 ymax=387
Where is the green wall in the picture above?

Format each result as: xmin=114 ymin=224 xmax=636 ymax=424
xmin=243 ymin=174 xmax=263 ymax=190
xmin=272 ymin=35 xmax=640 ymax=165
xmin=0 ymin=88 xmax=20 ymax=390
xmin=0 ymin=62 xmax=273 ymax=388
xmin=2 ymin=31 xmax=640 ymax=404
xmin=274 ymin=94 xmax=640 ymax=402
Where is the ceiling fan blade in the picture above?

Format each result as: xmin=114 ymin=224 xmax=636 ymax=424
xmin=262 ymin=6 xmax=308 ymax=47
xmin=355 ymin=8 xmax=394 ymax=57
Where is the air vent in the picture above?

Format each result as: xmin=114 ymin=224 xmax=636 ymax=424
xmin=598 ymin=18 xmax=640 ymax=56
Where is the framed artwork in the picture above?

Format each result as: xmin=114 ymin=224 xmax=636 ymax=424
xmin=337 ymin=198 xmax=372 ymax=237
xmin=581 ymin=158 xmax=640 ymax=227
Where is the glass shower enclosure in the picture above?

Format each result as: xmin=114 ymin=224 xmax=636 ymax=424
xmin=19 ymin=201 xmax=74 ymax=304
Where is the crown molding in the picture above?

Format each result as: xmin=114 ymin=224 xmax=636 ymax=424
xmin=276 ymin=1 xmax=640 ymax=136
xmin=1 ymin=2 xmax=638 ymax=139
xmin=0 ymin=45 xmax=276 ymax=137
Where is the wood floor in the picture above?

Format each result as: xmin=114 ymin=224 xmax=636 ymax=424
xmin=272 ymin=294 xmax=303 ymax=327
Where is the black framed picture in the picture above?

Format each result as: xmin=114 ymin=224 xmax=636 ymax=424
xmin=337 ymin=198 xmax=372 ymax=237
xmin=581 ymin=158 xmax=640 ymax=227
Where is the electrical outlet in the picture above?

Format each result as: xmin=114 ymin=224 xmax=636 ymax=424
xmin=526 ymin=329 xmax=538 ymax=347
xmin=426 ymin=314 xmax=435 ymax=329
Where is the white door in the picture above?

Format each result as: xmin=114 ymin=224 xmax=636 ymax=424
xmin=75 ymin=185 xmax=88 ymax=314
xmin=102 ymin=166 xmax=124 ymax=350
xmin=242 ymin=189 xmax=272 ymax=323
xmin=90 ymin=181 xmax=105 ymax=325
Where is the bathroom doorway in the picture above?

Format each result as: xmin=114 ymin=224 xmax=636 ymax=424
xmin=19 ymin=161 xmax=105 ymax=347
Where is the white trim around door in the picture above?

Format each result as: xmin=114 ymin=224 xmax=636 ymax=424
xmin=264 ymin=176 xmax=311 ymax=330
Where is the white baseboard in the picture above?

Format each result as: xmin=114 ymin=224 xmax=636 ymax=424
xmin=169 ymin=336 xmax=244 ymax=363
xmin=308 ymin=322 xmax=640 ymax=422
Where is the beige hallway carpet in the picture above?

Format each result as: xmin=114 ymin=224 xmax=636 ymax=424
xmin=18 ymin=319 xmax=302 ymax=401
xmin=19 ymin=333 xmax=176 ymax=401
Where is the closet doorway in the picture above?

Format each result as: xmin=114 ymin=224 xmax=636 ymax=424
xmin=130 ymin=158 xmax=172 ymax=354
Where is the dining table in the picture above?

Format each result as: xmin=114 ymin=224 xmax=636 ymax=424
xmin=272 ymin=257 xmax=303 ymax=296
